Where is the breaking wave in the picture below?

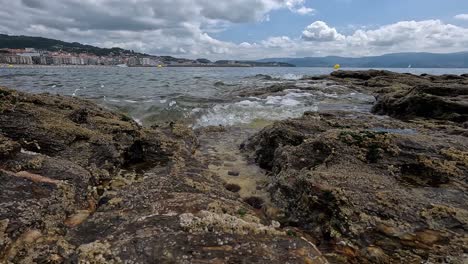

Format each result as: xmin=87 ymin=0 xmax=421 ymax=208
xmin=194 ymin=91 xmax=318 ymax=127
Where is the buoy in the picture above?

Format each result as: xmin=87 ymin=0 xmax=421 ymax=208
xmin=157 ymin=64 xmax=163 ymax=68
xmin=8 ymin=64 xmax=13 ymax=68
xmin=334 ymin=64 xmax=341 ymax=70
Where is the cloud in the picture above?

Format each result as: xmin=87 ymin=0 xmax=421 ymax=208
xmin=294 ymin=7 xmax=315 ymax=15
xmin=1 ymin=1 xmax=467 ymax=60
xmin=346 ymin=20 xmax=468 ymax=53
xmin=261 ymin=36 xmax=296 ymax=48
xmin=302 ymin=21 xmax=344 ymax=41
xmin=242 ymin=19 xmax=468 ymax=59
xmin=454 ymin=14 xmax=468 ymax=21
xmin=286 ymin=0 xmax=315 ymax=15
xmin=0 ymin=0 xmax=315 ymax=58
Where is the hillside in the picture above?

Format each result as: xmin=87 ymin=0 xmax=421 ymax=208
xmin=258 ymin=52 xmax=468 ymax=68
xmin=0 ymin=34 xmax=144 ymax=56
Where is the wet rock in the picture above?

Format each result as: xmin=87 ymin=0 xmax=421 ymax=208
xmin=242 ymin=123 xmax=306 ymax=170
xmin=244 ymin=196 xmax=265 ymax=209
xmin=332 ymin=70 xmax=370 ymax=80
xmin=325 ymin=70 xmax=468 ymax=124
xmin=272 ymin=140 xmax=333 ymax=173
xmin=372 ymin=84 xmax=468 ymax=123
xmin=69 ymin=108 xmax=90 ymax=124
xmin=236 ymin=83 xmax=302 ymax=97
xmin=243 ymin=111 xmax=468 ymax=263
xmin=227 ymin=170 xmax=240 ymax=176
xmin=0 ymin=86 xmax=327 ymax=263
xmin=0 ymin=134 xmax=20 ymax=158
xmin=0 ymin=86 xmax=179 ymax=172
xmin=225 ymin=183 xmax=241 ymax=193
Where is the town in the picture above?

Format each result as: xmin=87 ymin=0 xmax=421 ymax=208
xmin=0 ymin=48 xmax=174 ymax=67
xmin=0 ymin=48 xmax=293 ymax=67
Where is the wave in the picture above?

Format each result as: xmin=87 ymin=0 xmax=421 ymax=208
xmin=194 ymin=91 xmax=318 ymax=127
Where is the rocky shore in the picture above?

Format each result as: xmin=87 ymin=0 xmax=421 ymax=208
xmin=1 ymin=70 xmax=467 ymax=263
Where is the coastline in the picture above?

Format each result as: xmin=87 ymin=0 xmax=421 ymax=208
xmin=0 ymin=70 xmax=467 ymax=263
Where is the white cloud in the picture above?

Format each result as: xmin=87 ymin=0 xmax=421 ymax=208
xmin=346 ymin=20 xmax=468 ymax=53
xmin=238 ymin=19 xmax=468 ymax=59
xmin=286 ymin=0 xmax=315 ymax=15
xmin=261 ymin=36 xmax=296 ymax=48
xmin=0 ymin=0 xmax=314 ymax=59
xmin=454 ymin=14 xmax=468 ymax=20
xmin=0 ymin=1 xmax=467 ymax=60
xmin=302 ymin=21 xmax=344 ymax=41
xmin=295 ymin=7 xmax=315 ymax=15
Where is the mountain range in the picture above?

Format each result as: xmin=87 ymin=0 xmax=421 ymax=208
xmin=258 ymin=52 xmax=468 ymax=68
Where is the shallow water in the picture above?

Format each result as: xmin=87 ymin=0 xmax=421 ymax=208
xmin=1 ymin=66 xmax=466 ymax=127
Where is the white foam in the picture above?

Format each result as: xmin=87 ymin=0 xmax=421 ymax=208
xmin=72 ymin=88 xmax=80 ymax=97
xmin=191 ymin=108 xmax=202 ymax=113
xmin=323 ymin=93 xmax=339 ymax=98
xmin=280 ymin=98 xmax=301 ymax=106
xmin=133 ymin=117 xmax=143 ymax=125
xmin=237 ymin=100 xmax=257 ymax=106
xmin=194 ymin=91 xmax=318 ymax=127
xmin=21 ymin=149 xmax=40 ymax=156
xmin=281 ymin=73 xmax=303 ymax=80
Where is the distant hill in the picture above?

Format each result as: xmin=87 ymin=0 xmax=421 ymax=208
xmin=0 ymin=34 xmax=145 ymax=56
xmin=258 ymin=52 xmax=468 ymax=68
xmin=214 ymin=60 xmax=295 ymax=67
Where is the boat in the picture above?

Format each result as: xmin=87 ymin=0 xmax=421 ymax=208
xmin=117 ymin=64 xmax=128 ymax=68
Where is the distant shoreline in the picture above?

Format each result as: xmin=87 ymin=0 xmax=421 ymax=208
xmin=0 ymin=64 xmax=291 ymax=68
xmin=1 ymin=64 xmax=468 ymax=70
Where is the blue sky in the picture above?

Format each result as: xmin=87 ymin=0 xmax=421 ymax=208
xmin=215 ymin=0 xmax=468 ymax=43
xmin=2 ymin=0 xmax=468 ymax=59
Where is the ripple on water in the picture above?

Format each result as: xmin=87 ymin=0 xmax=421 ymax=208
xmin=2 ymin=67 xmax=384 ymax=127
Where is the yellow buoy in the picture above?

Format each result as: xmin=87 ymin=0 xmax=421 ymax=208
xmin=8 ymin=64 xmax=13 ymax=68
xmin=333 ymin=64 xmax=341 ymax=70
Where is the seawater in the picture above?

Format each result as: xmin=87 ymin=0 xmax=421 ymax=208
xmin=1 ymin=66 xmax=466 ymax=127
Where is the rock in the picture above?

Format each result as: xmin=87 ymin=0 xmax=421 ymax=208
xmin=0 ymin=86 xmax=326 ymax=263
xmin=324 ymin=70 xmax=468 ymax=124
xmin=225 ymin=183 xmax=241 ymax=193
xmin=331 ymin=70 xmax=374 ymax=80
xmin=0 ymin=86 xmax=180 ymax=171
xmin=242 ymin=111 xmax=468 ymax=263
xmin=243 ymin=196 xmax=265 ymax=209
xmin=242 ymin=123 xmax=306 ymax=170
xmin=363 ymin=246 xmax=388 ymax=262
xmin=236 ymin=84 xmax=300 ymax=97
xmin=227 ymin=170 xmax=240 ymax=176
xmin=69 ymin=108 xmax=90 ymax=124
xmin=3 ymin=70 xmax=465 ymax=263
xmin=179 ymin=210 xmax=282 ymax=235
xmin=64 ymin=210 xmax=91 ymax=228
xmin=0 ymin=134 xmax=21 ymax=158
xmin=372 ymin=84 xmax=468 ymax=123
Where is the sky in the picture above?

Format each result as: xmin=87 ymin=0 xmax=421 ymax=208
xmin=1 ymin=0 xmax=468 ymax=60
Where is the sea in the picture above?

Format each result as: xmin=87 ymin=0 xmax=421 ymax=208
xmin=1 ymin=66 xmax=467 ymax=127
